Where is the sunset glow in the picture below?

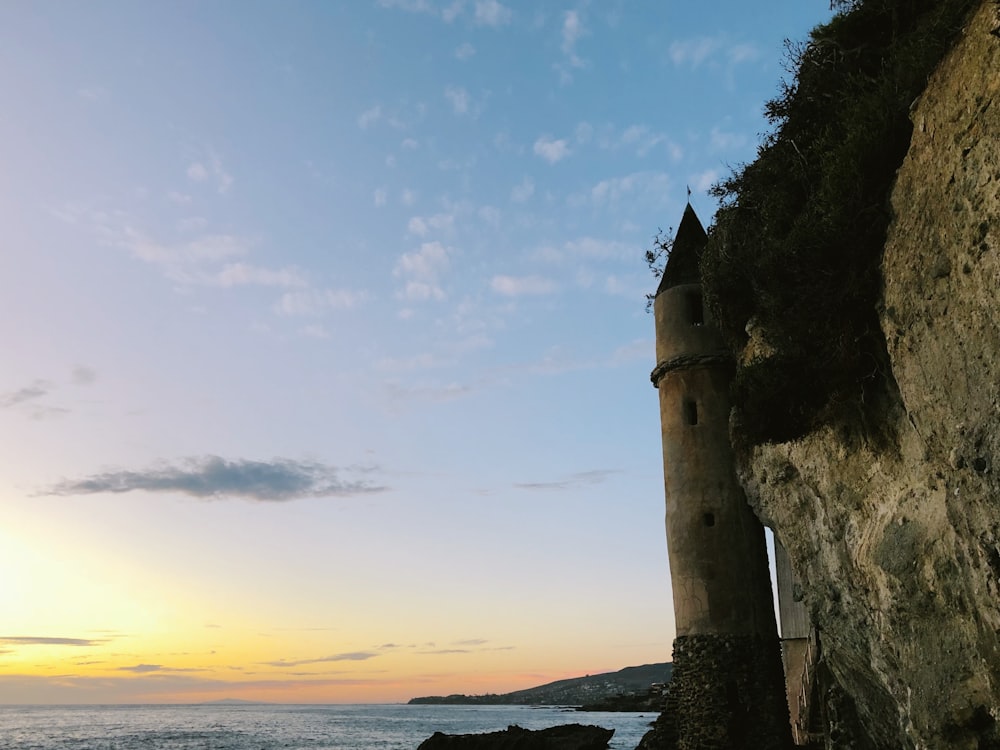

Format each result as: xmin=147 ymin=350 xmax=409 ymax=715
xmin=0 ymin=0 xmax=832 ymax=704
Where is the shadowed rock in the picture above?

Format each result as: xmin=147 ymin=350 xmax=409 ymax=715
xmin=417 ymin=723 xmax=614 ymax=749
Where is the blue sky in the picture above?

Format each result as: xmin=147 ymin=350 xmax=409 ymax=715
xmin=0 ymin=0 xmax=833 ymax=703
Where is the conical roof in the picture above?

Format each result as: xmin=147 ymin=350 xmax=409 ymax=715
xmin=655 ymin=203 xmax=707 ymax=295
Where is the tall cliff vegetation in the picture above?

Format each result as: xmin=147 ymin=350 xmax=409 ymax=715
xmin=698 ymin=0 xmax=980 ymax=446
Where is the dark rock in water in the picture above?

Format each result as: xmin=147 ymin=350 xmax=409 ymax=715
xmin=416 ymin=723 xmax=614 ymax=749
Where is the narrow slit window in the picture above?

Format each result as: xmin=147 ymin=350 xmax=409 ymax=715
xmin=687 ymin=291 xmax=704 ymax=326
xmin=703 ymin=512 xmax=715 ymax=527
xmin=683 ymin=399 xmax=698 ymax=426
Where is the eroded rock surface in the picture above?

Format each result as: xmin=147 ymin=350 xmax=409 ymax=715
xmin=743 ymin=2 xmax=1000 ymax=747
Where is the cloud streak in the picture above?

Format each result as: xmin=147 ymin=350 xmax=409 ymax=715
xmin=0 ymin=381 xmax=51 ymax=409
xmin=44 ymin=457 xmax=387 ymax=502
xmin=261 ymin=651 xmax=379 ymax=668
xmin=0 ymin=636 xmax=106 ymax=647
xmin=514 ymin=469 xmax=621 ymax=491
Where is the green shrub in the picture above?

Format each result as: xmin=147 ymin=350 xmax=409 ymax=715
xmin=701 ymin=0 xmax=979 ymax=445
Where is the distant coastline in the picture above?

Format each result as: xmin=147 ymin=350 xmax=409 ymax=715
xmin=408 ymin=663 xmax=670 ymax=711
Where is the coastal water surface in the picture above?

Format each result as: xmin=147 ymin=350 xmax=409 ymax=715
xmin=0 ymin=703 xmax=656 ymax=749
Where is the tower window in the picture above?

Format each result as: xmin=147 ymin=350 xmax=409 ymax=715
xmin=703 ymin=512 xmax=715 ymax=527
xmin=683 ymin=399 xmax=698 ymax=426
xmin=687 ymin=291 xmax=704 ymax=326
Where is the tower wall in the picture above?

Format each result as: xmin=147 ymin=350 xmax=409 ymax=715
xmin=647 ymin=256 xmax=792 ymax=750
xmin=653 ymin=284 xmax=776 ymax=638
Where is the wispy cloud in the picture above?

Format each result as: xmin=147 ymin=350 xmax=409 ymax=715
xmin=71 ymin=366 xmax=97 ymax=386
xmin=274 ymin=288 xmax=368 ymax=316
xmin=490 ymin=275 xmax=556 ymax=297
xmin=407 ymin=213 xmax=455 ymax=237
xmin=186 ymin=151 xmax=233 ymax=194
xmin=0 ymin=636 xmax=107 ymax=647
xmin=394 ymin=241 xmax=452 ymax=302
xmin=118 ymin=664 xmax=208 ymax=674
xmin=510 ymin=176 xmax=535 ymax=203
xmin=216 ymin=263 xmax=306 ymax=288
xmin=473 ymin=0 xmax=511 ymax=27
xmin=514 ymin=469 xmax=620 ymax=491
xmin=118 ymin=664 xmax=162 ymax=673
xmin=690 ymin=169 xmax=719 ymax=194
xmin=382 ymin=380 xmax=474 ymax=407
xmin=44 ymin=457 xmax=387 ymax=502
xmin=668 ymin=36 xmax=721 ymax=68
xmin=709 ymin=126 xmax=749 ymax=152
xmin=555 ymin=10 xmax=587 ymax=83
xmin=0 ymin=380 xmax=52 ymax=409
xmin=262 ymin=652 xmax=379 ymax=668
xmin=533 ymin=136 xmax=571 ymax=164
xmin=575 ymin=171 xmax=671 ymax=209
xmin=444 ymin=85 xmax=470 ymax=115
xmin=668 ymin=34 xmax=760 ymax=71
xmin=358 ymin=104 xmax=383 ymax=129
xmin=455 ymin=41 xmax=475 ymax=60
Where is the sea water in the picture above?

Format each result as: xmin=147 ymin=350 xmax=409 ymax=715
xmin=0 ymin=703 xmax=656 ymax=749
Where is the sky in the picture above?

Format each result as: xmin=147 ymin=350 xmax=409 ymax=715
xmin=0 ymin=1 xmax=834 ymax=704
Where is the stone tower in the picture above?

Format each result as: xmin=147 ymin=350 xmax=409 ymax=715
xmin=649 ymin=204 xmax=792 ymax=750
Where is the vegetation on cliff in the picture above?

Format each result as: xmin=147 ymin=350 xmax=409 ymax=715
xmin=688 ymin=0 xmax=979 ymax=445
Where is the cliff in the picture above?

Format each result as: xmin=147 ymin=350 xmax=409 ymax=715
xmin=741 ymin=1 xmax=1000 ymax=747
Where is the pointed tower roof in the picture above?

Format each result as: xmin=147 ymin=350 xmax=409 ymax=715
xmin=655 ymin=203 xmax=708 ymax=295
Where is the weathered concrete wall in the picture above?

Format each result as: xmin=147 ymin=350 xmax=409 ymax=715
xmin=658 ymin=363 xmax=776 ymax=637
xmin=651 ymin=274 xmax=791 ymax=749
xmin=740 ymin=3 xmax=1000 ymax=747
xmin=655 ymin=280 xmax=777 ymax=638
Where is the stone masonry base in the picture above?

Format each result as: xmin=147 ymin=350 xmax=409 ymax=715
xmin=638 ymin=634 xmax=793 ymax=750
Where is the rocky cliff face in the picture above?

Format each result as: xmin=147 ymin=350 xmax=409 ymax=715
xmin=741 ymin=2 xmax=1000 ymax=748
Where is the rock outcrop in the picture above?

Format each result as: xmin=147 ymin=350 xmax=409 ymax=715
xmin=742 ymin=2 xmax=1000 ymax=747
xmin=416 ymin=723 xmax=614 ymax=750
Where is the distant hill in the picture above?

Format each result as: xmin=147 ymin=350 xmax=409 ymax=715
xmin=408 ymin=662 xmax=671 ymax=707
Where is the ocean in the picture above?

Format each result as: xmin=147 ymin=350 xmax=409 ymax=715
xmin=0 ymin=703 xmax=656 ymax=749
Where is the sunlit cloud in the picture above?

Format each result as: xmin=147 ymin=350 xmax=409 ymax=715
xmin=44 ymin=457 xmax=387 ymax=502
